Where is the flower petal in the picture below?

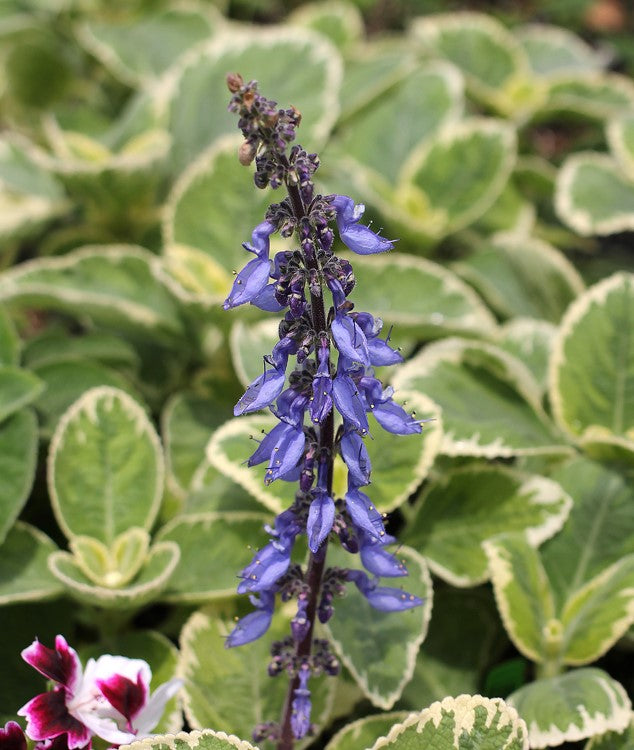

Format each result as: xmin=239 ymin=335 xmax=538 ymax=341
xmin=0 ymin=722 xmax=27 ymax=750
xmin=223 ymin=257 xmax=271 ymax=310
xmin=131 ymin=679 xmax=183 ymax=736
xmin=307 ymin=492 xmax=335 ymax=553
xmin=18 ymin=691 xmax=90 ymax=748
xmin=96 ymin=672 xmax=147 ymax=726
xmin=234 ymin=367 xmax=286 ymax=416
xmin=331 ymin=314 xmax=370 ymax=365
xmin=21 ymin=636 xmax=81 ymax=690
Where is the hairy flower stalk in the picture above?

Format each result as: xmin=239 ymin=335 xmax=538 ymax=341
xmin=224 ymin=74 xmax=424 ymax=750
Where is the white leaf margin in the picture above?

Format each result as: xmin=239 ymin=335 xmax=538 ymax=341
xmin=548 ymin=272 xmax=634 ymax=441
xmin=325 ymin=711 xmax=410 ymax=750
xmin=393 ymin=337 xmax=569 ymax=458
xmin=410 ymin=12 xmax=529 ymax=96
xmin=328 ymin=546 xmax=433 ymax=711
xmin=555 ymin=151 xmax=634 ymax=237
xmin=205 ymin=414 xmax=288 ymax=515
xmin=153 ymin=24 xmax=343 ymax=147
xmin=371 ymin=693 xmax=529 ymax=750
xmin=120 ymin=728 xmax=258 ymax=750
xmin=606 ymin=115 xmax=634 ymax=181
xmin=509 ymin=670 xmax=632 ymax=749
xmin=515 ymin=24 xmax=610 ymax=78
xmin=345 ymin=251 xmax=497 ymax=334
xmin=0 ymin=244 xmax=186 ymax=332
xmin=48 ymin=542 xmax=180 ymax=606
xmin=419 ymin=467 xmax=573 ymax=588
xmin=75 ymin=4 xmax=224 ymax=88
xmin=47 ymin=385 xmax=165 ymax=542
xmin=229 ymin=318 xmax=280 ymax=390
xmin=0 ymin=521 xmax=63 ymax=605
xmin=155 ymin=511 xmax=271 ymax=603
xmin=398 ymin=117 xmax=517 ymax=236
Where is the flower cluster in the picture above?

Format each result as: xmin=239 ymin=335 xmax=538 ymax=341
xmin=223 ymin=75 xmax=424 ymax=746
xmin=13 ymin=635 xmax=181 ymax=750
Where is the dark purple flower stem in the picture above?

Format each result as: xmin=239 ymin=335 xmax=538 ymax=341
xmin=277 ymin=176 xmax=334 ymax=750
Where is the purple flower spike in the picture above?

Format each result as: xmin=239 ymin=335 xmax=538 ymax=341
xmin=226 ymin=591 xmax=275 ymax=648
xmin=245 ymin=221 xmax=276 ymax=258
xmin=264 ymin=424 xmax=305 ymax=485
xmin=0 ymin=723 xmax=26 ymax=750
xmin=310 ymin=339 xmax=333 ymax=424
xmin=346 ymin=570 xmax=422 ymax=612
xmin=332 ymin=195 xmax=395 ymax=255
xmin=290 ymin=666 xmax=312 ymax=739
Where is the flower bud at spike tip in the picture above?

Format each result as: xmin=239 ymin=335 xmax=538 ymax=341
xmin=226 ymin=72 xmax=243 ymax=93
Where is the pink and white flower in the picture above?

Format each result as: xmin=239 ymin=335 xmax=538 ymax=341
xmin=18 ymin=636 xmax=182 ymax=749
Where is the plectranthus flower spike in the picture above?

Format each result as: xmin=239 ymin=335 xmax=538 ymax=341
xmin=224 ymin=74 xmax=425 ymax=750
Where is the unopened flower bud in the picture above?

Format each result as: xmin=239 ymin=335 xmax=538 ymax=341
xmin=226 ymin=72 xmax=243 ymax=93
xmin=239 ymin=140 xmax=257 ymax=166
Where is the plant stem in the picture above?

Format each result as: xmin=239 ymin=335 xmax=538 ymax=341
xmin=276 ymin=178 xmax=334 ymax=750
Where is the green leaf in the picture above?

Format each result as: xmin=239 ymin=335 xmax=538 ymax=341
xmin=48 ymin=541 xmax=179 ymax=609
xmin=337 ymin=46 xmax=415 ymax=122
xmin=483 ymin=533 xmax=556 ymax=663
xmin=412 ymin=12 xmax=525 ymax=97
xmin=398 ymin=587 xmax=505 ymax=711
xmin=369 ymin=694 xmax=528 ymax=749
xmin=162 ymin=391 xmax=231 ymax=500
xmin=155 ymin=512 xmax=270 ymax=603
xmin=163 ymin=137 xmax=270 ymax=298
xmin=0 ymin=136 xmax=66 ymax=243
xmin=393 ymin=338 xmax=568 ymax=457
xmin=496 ymin=319 xmax=557 ymax=395
xmin=398 ymin=118 xmax=516 ymax=238
xmin=70 ymin=527 xmax=150 ymax=588
xmin=178 ymin=610 xmax=334 ymax=741
xmin=77 ymin=7 xmax=220 ymax=86
xmin=405 ymin=467 xmax=572 ymax=586
xmin=23 ymin=329 xmax=139 ymax=369
xmin=550 ymin=272 xmax=634 ymax=441
xmin=325 ymin=712 xmax=410 ymax=750
xmin=0 ymin=409 xmax=37 ymax=545
xmin=607 ymin=115 xmax=634 ymax=181
xmin=560 ymin=555 xmax=634 ymax=664
xmin=0 ymin=246 xmax=186 ymax=344
xmin=48 ymin=386 xmax=164 ymax=544
xmin=517 ymin=24 xmax=608 ymax=77
xmin=164 ymin=28 xmax=342 ymax=171
xmin=556 ymin=153 xmax=634 ymax=236
xmin=0 ymin=522 xmax=63 ymax=605
xmin=453 ymin=234 xmax=584 ymax=323
xmin=362 ymin=391 xmax=442 ymax=513
xmin=205 ymin=414 xmax=297 ymax=515
xmin=0 ymin=305 xmax=19 ymax=366
xmin=586 ymin=718 xmax=634 ymax=749
xmin=326 ymin=546 xmax=432 ymax=709
xmin=32 ymin=358 xmax=138 ymax=436
xmin=230 ymin=319 xmax=280 ymax=388
xmin=508 ymin=669 xmax=631 ymax=748
xmin=343 ymin=252 xmax=496 ymax=339
xmin=185 ymin=461 xmax=267 ymax=516
xmin=121 ymin=731 xmax=257 ymax=750
xmin=289 ymin=1 xmax=364 ymax=50
xmin=545 ymin=74 xmax=634 ymax=121
xmin=0 ymin=366 xmax=44 ymax=422
xmin=541 ymin=458 xmax=634 ymax=606
xmin=335 ymin=62 xmax=463 ymax=184
xmin=81 ymin=630 xmax=182 ymax=734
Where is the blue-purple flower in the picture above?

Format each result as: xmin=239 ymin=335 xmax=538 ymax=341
xmin=331 ymin=195 xmax=395 ymax=255
xmin=224 ymin=221 xmax=276 ymax=310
